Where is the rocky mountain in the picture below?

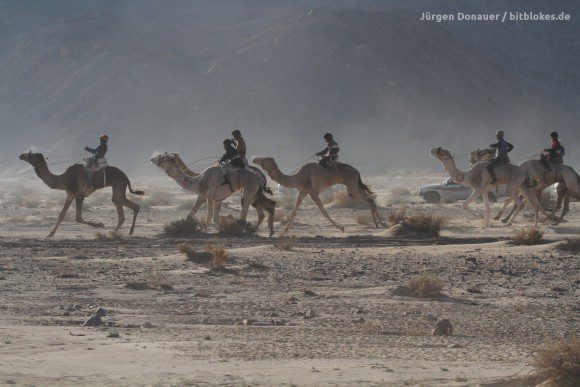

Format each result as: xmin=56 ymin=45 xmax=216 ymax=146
xmin=1 ymin=0 xmax=578 ymax=175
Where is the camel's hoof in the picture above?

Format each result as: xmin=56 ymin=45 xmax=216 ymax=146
xmin=338 ymin=225 xmax=345 ymax=233
xmin=46 ymin=234 xmax=54 ymax=238
xmin=269 ymin=230 xmax=275 ymax=237
xmin=501 ymin=218 xmax=508 ymax=224
xmin=97 ymin=223 xmax=105 ymax=228
xmin=493 ymin=216 xmax=501 ymax=221
xmin=551 ymin=222 xmax=559 ymax=227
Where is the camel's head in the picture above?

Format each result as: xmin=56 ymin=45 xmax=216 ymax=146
xmin=19 ymin=152 xmax=45 ymax=167
xmin=252 ymin=156 xmax=275 ymax=169
xmin=150 ymin=152 xmax=177 ymax=169
xmin=429 ymin=147 xmax=451 ymax=160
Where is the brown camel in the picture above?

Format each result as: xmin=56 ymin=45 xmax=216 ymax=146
xmin=252 ymin=157 xmax=383 ymax=233
xmin=430 ymin=147 xmax=543 ymax=227
xmin=19 ymin=152 xmax=144 ymax=237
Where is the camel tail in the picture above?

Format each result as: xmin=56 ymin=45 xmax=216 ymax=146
xmin=126 ymin=176 xmax=145 ymax=196
xmin=255 ymin=186 xmax=276 ymax=215
xmin=358 ymin=175 xmax=376 ymax=200
xmin=263 ymin=186 xmax=274 ymax=195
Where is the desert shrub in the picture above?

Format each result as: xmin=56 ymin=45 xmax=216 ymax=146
xmin=530 ymin=337 xmax=579 ymax=386
xmin=390 ymin=187 xmax=412 ymax=198
xmin=126 ymin=271 xmax=173 ymax=291
xmin=177 ymin=243 xmax=212 ymax=264
xmin=206 ymin=243 xmax=229 ymax=268
xmin=275 ymin=236 xmax=297 ymax=251
xmin=406 ymin=275 xmax=443 ymax=298
xmin=95 ymin=231 xmax=124 ymax=240
xmin=557 ymin=237 xmax=580 ymax=252
xmin=387 ymin=206 xmax=407 ymax=225
xmin=332 ymin=189 xmax=365 ymax=208
xmin=353 ymin=212 xmax=373 ymax=226
xmin=218 ymin=215 xmax=255 ymax=236
xmin=512 ymin=227 xmax=543 ymax=245
xmin=163 ymin=218 xmax=202 ymax=237
xmin=404 ymin=213 xmax=445 ymax=236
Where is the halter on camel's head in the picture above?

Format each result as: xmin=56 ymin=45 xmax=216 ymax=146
xmin=429 ymin=147 xmax=453 ymax=160
xmin=19 ymin=151 xmax=46 ymax=166
xmin=252 ymin=156 xmax=274 ymax=167
xmin=150 ymin=152 xmax=178 ymax=168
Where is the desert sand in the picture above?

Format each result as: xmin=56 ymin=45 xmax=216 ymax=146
xmin=0 ymin=173 xmax=577 ymax=385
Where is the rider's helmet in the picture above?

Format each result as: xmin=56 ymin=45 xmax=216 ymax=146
xmin=231 ymin=130 xmax=241 ymax=139
xmin=496 ymin=130 xmax=504 ymax=139
xmin=223 ymin=139 xmax=232 ymax=146
xmin=550 ymin=131 xmax=558 ymax=139
xmin=323 ymin=133 xmax=333 ymax=140
xmin=100 ymin=134 xmax=109 ymax=143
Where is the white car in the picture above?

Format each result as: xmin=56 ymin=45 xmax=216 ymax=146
xmin=419 ymin=178 xmax=506 ymax=204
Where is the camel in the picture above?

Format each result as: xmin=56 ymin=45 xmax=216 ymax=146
xmin=430 ymin=147 xmax=544 ymax=227
xmin=19 ymin=152 xmax=144 ymax=237
xmin=252 ymin=157 xmax=383 ymax=233
xmin=150 ymin=153 xmax=276 ymax=236
xmin=495 ymin=160 xmax=580 ymax=225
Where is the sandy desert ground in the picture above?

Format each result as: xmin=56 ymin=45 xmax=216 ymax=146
xmin=0 ymin=173 xmax=577 ymax=386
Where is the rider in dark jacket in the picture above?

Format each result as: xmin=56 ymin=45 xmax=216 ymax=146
xmin=84 ymin=134 xmax=108 ymax=187
xmin=487 ymin=130 xmax=513 ymax=184
xmin=219 ymin=139 xmax=245 ymax=186
xmin=316 ymin=133 xmax=340 ymax=169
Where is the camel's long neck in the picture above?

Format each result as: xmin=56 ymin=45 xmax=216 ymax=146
xmin=264 ymin=161 xmax=301 ymax=188
xmin=162 ymin=162 xmax=201 ymax=192
xmin=34 ymin=161 xmax=63 ymax=190
xmin=439 ymin=157 xmax=465 ymax=182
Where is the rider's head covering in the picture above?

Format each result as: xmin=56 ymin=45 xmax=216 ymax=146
xmin=323 ymin=133 xmax=333 ymax=140
xmin=550 ymin=131 xmax=558 ymax=138
xmin=100 ymin=134 xmax=109 ymax=143
xmin=231 ymin=130 xmax=241 ymax=139
xmin=496 ymin=130 xmax=504 ymax=138
xmin=223 ymin=139 xmax=232 ymax=146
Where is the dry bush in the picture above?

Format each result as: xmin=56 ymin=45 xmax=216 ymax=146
xmin=177 ymin=243 xmax=212 ymax=264
xmin=390 ymin=187 xmax=412 ymax=198
xmin=530 ymin=337 xmax=579 ymax=386
xmin=218 ymin=215 xmax=255 ymax=236
xmin=95 ymin=231 xmax=124 ymax=240
xmin=146 ymin=271 xmax=174 ymax=290
xmin=353 ymin=212 xmax=373 ymax=226
xmin=406 ymin=275 xmax=444 ymax=298
xmin=275 ymin=236 xmax=297 ymax=251
xmin=162 ymin=217 xmax=202 ymax=237
xmin=18 ymin=195 xmax=41 ymax=209
xmin=557 ymin=237 xmax=580 ymax=252
xmin=387 ymin=206 xmax=407 ymax=225
xmin=404 ymin=213 xmax=445 ymax=236
xmin=206 ymin=243 xmax=229 ymax=268
xmin=332 ymin=189 xmax=365 ymax=208
xmin=512 ymin=227 xmax=544 ymax=245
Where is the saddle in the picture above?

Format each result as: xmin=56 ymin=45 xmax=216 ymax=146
xmin=84 ymin=157 xmax=108 ymax=172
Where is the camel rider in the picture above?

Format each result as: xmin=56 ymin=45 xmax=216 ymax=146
xmin=316 ymin=133 xmax=339 ymax=169
xmin=231 ymin=130 xmax=247 ymax=165
xmin=219 ymin=139 xmax=245 ymax=188
xmin=540 ymin=131 xmax=565 ymax=170
xmin=486 ymin=130 xmax=513 ymax=184
xmin=84 ymin=134 xmax=108 ymax=187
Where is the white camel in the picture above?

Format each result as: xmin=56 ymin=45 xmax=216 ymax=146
xmin=151 ymin=153 xmax=275 ymax=236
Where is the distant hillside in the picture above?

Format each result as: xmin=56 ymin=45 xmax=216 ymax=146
xmin=1 ymin=0 xmax=578 ymax=175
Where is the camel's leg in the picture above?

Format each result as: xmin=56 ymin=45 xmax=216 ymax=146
xmin=284 ymin=191 xmax=306 ymax=233
xmin=553 ymin=193 xmax=570 ymax=226
xmin=267 ymin=208 xmax=275 ymax=237
xmin=552 ymin=184 xmax=567 ymax=213
xmin=310 ymin=193 xmax=345 ymax=232
xmin=212 ymin=200 xmax=222 ymax=225
xmin=121 ymin=197 xmax=140 ymax=235
xmin=186 ymin=196 xmax=206 ymax=220
xmin=501 ymin=194 xmax=524 ymax=223
xmin=75 ymin=196 xmax=105 ymax=228
xmin=494 ymin=196 xmax=512 ymax=221
xmin=255 ymin=206 xmax=265 ymax=229
xmin=506 ymin=189 xmax=525 ymax=226
xmin=239 ymin=193 xmax=253 ymax=223
xmin=48 ymin=193 xmax=74 ymax=237
xmin=205 ymin=198 xmax=214 ymax=226
xmin=462 ymin=190 xmax=483 ymax=219
xmin=113 ymin=202 xmax=125 ymax=232
xmin=482 ymin=191 xmax=491 ymax=228
xmin=519 ymin=186 xmax=541 ymax=227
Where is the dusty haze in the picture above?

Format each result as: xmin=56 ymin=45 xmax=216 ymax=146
xmin=1 ymin=0 xmax=579 ymax=176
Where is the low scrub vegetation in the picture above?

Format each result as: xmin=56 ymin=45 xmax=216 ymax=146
xmin=162 ymin=217 xmax=202 ymax=237
xmin=530 ymin=337 xmax=579 ymax=386
xmin=126 ymin=271 xmax=174 ymax=291
xmin=95 ymin=231 xmax=124 ymax=240
xmin=390 ymin=187 xmax=412 ymax=198
xmin=557 ymin=237 xmax=579 ymax=252
xmin=353 ymin=212 xmax=373 ymax=226
xmin=388 ymin=208 xmax=445 ymax=237
xmin=206 ymin=243 xmax=229 ymax=268
xmin=177 ymin=243 xmax=212 ymax=264
xmin=511 ymin=227 xmax=543 ymax=245
xmin=218 ymin=215 xmax=256 ymax=236
xmin=274 ymin=236 xmax=297 ymax=251
xmin=406 ymin=275 xmax=444 ymax=298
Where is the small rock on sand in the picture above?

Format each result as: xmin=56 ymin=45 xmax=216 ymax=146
xmin=432 ymin=319 xmax=453 ymax=336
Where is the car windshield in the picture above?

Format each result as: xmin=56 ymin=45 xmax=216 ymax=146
xmin=443 ymin=178 xmax=455 ymax=185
